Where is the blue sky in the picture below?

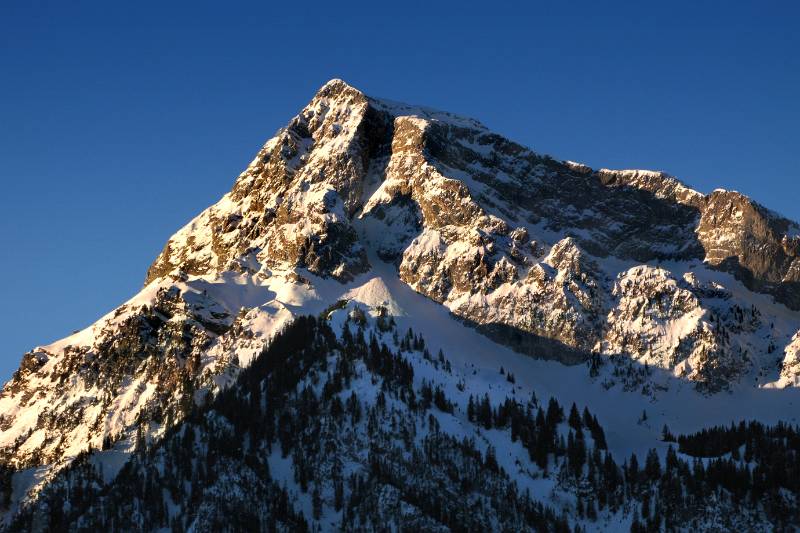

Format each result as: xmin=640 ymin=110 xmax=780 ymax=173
xmin=1 ymin=1 xmax=798 ymax=381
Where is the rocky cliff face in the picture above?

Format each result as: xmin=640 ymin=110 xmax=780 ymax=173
xmin=145 ymin=80 xmax=380 ymax=284
xmin=0 ymin=279 xmax=263 ymax=472
xmin=698 ymin=189 xmax=800 ymax=308
xmin=3 ymin=79 xmax=800 ymax=505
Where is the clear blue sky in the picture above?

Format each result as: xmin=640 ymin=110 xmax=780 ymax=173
xmin=1 ymin=1 xmax=798 ymax=382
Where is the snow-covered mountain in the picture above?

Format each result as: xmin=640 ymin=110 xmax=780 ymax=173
xmin=3 ymin=79 xmax=800 ymax=531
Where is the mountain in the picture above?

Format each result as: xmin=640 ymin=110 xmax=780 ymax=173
xmin=2 ymin=79 xmax=800 ymax=531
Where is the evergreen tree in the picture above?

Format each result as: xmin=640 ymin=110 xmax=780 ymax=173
xmin=568 ymin=403 xmax=582 ymax=430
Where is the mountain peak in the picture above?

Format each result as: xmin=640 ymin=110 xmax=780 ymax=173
xmin=310 ymin=77 xmax=366 ymax=105
xmin=4 ymin=81 xmax=800 ymax=522
xmin=315 ymin=77 xmax=361 ymax=95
